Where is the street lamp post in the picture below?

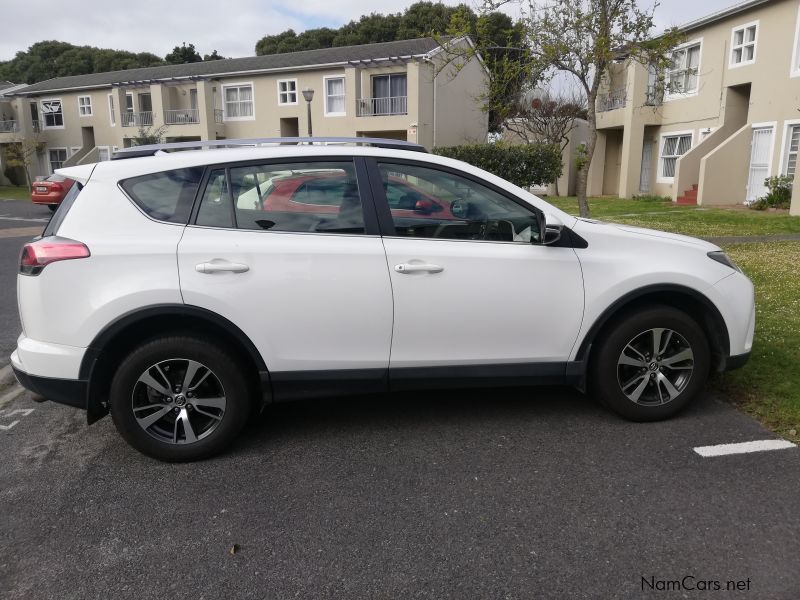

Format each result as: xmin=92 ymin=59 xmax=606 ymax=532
xmin=302 ymin=88 xmax=314 ymax=137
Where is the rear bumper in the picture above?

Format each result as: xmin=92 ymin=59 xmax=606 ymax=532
xmin=12 ymin=365 xmax=87 ymax=409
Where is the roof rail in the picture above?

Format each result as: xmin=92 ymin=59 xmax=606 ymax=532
xmin=111 ymin=137 xmax=427 ymax=160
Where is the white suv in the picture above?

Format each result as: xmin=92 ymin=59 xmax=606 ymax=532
xmin=11 ymin=138 xmax=755 ymax=461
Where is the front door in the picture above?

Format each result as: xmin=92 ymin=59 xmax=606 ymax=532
xmin=177 ymin=158 xmax=393 ymax=398
xmin=370 ymin=160 xmax=584 ymax=381
xmin=747 ymin=126 xmax=774 ymax=203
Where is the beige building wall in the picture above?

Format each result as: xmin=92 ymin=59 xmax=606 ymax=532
xmin=4 ymin=44 xmax=488 ymax=180
xmin=592 ymin=0 xmax=800 ymax=209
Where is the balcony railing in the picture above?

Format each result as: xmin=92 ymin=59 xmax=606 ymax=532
xmin=357 ymin=96 xmax=407 ymax=117
xmin=0 ymin=120 xmax=18 ymax=133
xmin=214 ymin=109 xmax=224 ymax=124
xmin=121 ymin=111 xmax=154 ymax=127
xmin=165 ymin=109 xmax=200 ymax=125
xmin=596 ymin=88 xmax=627 ymax=112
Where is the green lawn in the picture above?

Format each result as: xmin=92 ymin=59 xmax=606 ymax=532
xmin=0 ymin=185 xmax=31 ymax=201
xmin=548 ymin=196 xmax=800 ymax=238
xmin=715 ymin=242 xmax=800 ymax=442
xmin=549 ymin=195 xmax=800 ymax=440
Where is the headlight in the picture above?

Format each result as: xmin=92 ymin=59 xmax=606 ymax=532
xmin=707 ymin=251 xmax=741 ymax=272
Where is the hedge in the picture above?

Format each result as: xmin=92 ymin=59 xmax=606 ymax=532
xmin=432 ymin=143 xmax=562 ymax=189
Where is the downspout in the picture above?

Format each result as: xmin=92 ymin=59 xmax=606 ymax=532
xmin=424 ymin=57 xmax=437 ymax=147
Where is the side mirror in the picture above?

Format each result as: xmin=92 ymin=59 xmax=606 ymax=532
xmin=542 ymin=224 xmax=563 ymax=245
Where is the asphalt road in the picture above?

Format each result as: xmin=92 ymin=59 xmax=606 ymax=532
xmin=1 ymin=197 xmax=799 ymax=599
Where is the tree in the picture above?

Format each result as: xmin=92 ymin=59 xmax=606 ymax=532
xmin=203 ymin=50 xmax=226 ymax=61
xmin=125 ymin=123 xmax=169 ymax=147
xmin=165 ymin=43 xmax=202 ymax=64
xmin=2 ymin=134 xmax=46 ymax=191
xmin=480 ymin=0 xmax=681 ymax=217
xmin=504 ymin=89 xmax=587 ymax=194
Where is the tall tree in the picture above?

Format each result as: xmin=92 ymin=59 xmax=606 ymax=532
xmin=480 ymin=0 xmax=681 ymax=217
xmin=203 ymin=50 xmax=226 ymax=61
xmin=165 ymin=42 xmax=202 ymax=64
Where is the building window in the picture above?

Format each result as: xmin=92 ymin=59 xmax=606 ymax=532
xmin=731 ymin=22 xmax=757 ymax=66
xmin=108 ymin=94 xmax=116 ymax=126
xmin=784 ymin=124 xmax=800 ymax=178
xmin=48 ymin=148 xmax=67 ymax=173
xmin=223 ymin=84 xmax=254 ymax=119
xmin=659 ymin=133 xmax=693 ymax=180
xmin=369 ymin=73 xmax=407 ymax=115
xmin=41 ymin=99 xmax=64 ymax=128
xmin=78 ymin=96 xmax=93 ymax=116
xmin=278 ymin=79 xmax=297 ymax=105
xmin=324 ymin=76 xmax=345 ymax=116
xmin=667 ymin=41 xmax=701 ymax=96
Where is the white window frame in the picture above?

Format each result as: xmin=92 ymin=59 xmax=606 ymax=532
xmin=40 ymin=98 xmax=65 ymax=129
xmin=778 ymin=119 xmax=800 ymax=178
xmin=222 ymin=82 xmax=255 ymax=121
xmin=277 ymin=78 xmax=298 ymax=106
xmin=323 ymin=75 xmax=346 ymax=117
xmin=792 ymin=5 xmax=800 ymax=77
xmin=665 ymin=39 xmax=702 ymax=101
xmin=656 ymin=130 xmax=694 ymax=183
xmin=108 ymin=94 xmax=116 ymax=126
xmin=47 ymin=147 xmax=68 ymax=174
xmin=730 ymin=21 xmax=758 ymax=68
xmin=77 ymin=95 xmax=93 ymax=117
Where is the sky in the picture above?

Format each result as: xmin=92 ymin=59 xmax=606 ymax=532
xmin=0 ymin=0 xmax=740 ymax=62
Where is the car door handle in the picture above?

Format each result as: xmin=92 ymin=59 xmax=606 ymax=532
xmin=394 ymin=263 xmax=444 ymax=274
xmin=195 ymin=261 xmax=250 ymax=274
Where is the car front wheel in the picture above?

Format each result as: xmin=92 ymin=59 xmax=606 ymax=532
xmin=109 ymin=336 xmax=252 ymax=461
xmin=591 ymin=305 xmax=710 ymax=421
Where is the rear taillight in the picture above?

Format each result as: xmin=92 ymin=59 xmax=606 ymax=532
xmin=19 ymin=237 xmax=90 ymax=276
xmin=49 ymin=183 xmax=63 ymax=192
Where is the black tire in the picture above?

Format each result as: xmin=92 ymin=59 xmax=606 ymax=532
xmin=590 ymin=305 xmax=710 ymax=421
xmin=109 ymin=336 xmax=253 ymax=461
xmin=47 ymin=205 xmax=57 ymax=212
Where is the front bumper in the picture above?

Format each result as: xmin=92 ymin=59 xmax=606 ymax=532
xmin=12 ymin=365 xmax=87 ymax=409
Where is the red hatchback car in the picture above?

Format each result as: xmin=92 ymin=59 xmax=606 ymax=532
xmin=31 ymin=174 xmax=76 ymax=211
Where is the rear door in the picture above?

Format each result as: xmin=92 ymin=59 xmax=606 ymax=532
xmin=368 ymin=159 xmax=584 ymax=384
xmin=177 ymin=157 xmax=393 ymax=398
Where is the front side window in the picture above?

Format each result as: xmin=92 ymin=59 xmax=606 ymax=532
xmin=377 ymin=162 xmax=542 ymax=243
xmin=195 ymin=161 xmax=364 ymax=234
xmin=48 ymin=149 xmax=67 ymax=172
xmin=41 ymin=99 xmax=64 ymax=128
xmin=659 ymin=134 xmax=693 ymax=179
xmin=667 ymin=42 xmax=701 ymax=95
xmin=224 ymin=84 xmax=254 ymax=119
xmin=731 ymin=23 xmax=757 ymax=66
xmin=78 ymin=96 xmax=93 ymax=116
xmin=278 ymin=79 xmax=297 ymax=105
xmin=325 ymin=77 xmax=345 ymax=115
xmin=121 ymin=167 xmax=204 ymax=224
xmin=784 ymin=125 xmax=800 ymax=178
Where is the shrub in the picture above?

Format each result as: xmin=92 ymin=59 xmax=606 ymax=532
xmin=750 ymin=175 xmax=793 ymax=210
xmin=432 ymin=142 xmax=562 ymax=189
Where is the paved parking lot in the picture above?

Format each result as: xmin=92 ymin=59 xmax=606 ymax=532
xmin=1 ymin=198 xmax=799 ymax=598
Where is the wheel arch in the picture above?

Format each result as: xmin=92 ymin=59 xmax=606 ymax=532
xmin=81 ymin=304 xmax=270 ymax=424
xmin=575 ymin=284 xmax=730 ymax=372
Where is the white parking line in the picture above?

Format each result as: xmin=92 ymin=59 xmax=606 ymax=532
xmin=694 ymin=439 xmax=797 ymax=457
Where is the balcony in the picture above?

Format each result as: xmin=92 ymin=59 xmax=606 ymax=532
xmin=596 ymin=88 xmax=627 ymax=112
xmin=214 ymin=109 xmax=224 ymax=124
xmin=645 ymin=85 xmax=663 ymax=107
xmin=121 ymin=111 xmax=154 ymax=127
xmin=0 ymin=120 xmax=18 ymax=133
xmin=357 ymin=96 xmax=407 ymax=117
xmin=165 ymin=109 xmax=200 ymax=125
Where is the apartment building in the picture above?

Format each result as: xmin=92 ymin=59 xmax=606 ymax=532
xmin=0 ymin=38 xmax=488 ymax=182
xmin=589 ymin=0 xmax=800 ymax=215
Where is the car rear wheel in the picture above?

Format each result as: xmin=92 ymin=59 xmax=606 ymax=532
xmin=47 ymin=205 xmax=57 ymax=212
xmin=590 ymin=305 xmax=710 ymax=421
xmin=109 ymin=336 xmax=252 ymax=461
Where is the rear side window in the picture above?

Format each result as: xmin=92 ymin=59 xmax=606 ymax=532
xmin=121 ymin=167 xmax=203 ymax=224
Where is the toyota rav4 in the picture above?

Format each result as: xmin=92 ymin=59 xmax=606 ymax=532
xmin=11 ymin=138 xmax=755 ymax=461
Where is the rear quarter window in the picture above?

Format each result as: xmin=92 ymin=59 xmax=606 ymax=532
xmin=120 ymin=167 xmax=204 ymax=223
